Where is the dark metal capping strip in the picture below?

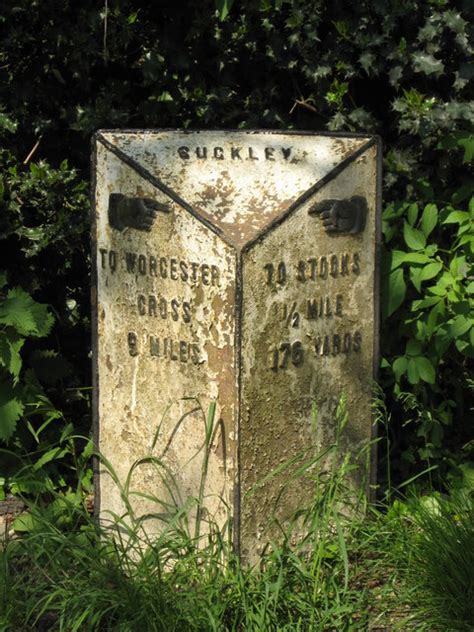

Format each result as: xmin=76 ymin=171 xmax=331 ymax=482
xmin=90 ymin=136 xmax=101 ymax=518
xmin=242 ymin=137 xmax=378 ymax=253
xmin=233 ymin=251 xmax=244 ymax=554
xmin=96 ymin=133 xmax=233 ymax=246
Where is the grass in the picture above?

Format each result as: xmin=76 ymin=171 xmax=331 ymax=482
xmin=1 ymin=401 xmax=473 ymax=631
xmin=404 ymin=490 xmax=474 ymax=631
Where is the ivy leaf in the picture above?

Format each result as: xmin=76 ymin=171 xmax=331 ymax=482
xmin=421 ymin=204 xmax=438 ymax=238
xmin=404 ymin=222 xmax=426 ymax=250
xmin=412 ymin=52 xmax=445 ymax=76
xmin=0 ymin=382 xmax=24 ymax=442
xmin=0 ymin=288 xmax=53 ymax=337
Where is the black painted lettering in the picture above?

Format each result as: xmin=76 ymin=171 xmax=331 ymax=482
xmin=330 ymin=254 xmax=338 ymax=278
xmin=315 ymin=337 xmax=322 ymax=355
xmin=352 ymin=253 xmax=361 ymax=275
xmin=248 ymin=147 xmax=259 ymax=160
xmin=335 ymin=294 xmax=343 ymax=317
xmin=179 ymin=341 xmax=188 ymax=362
xmin=138 ymin=255 xmax=147 ymax=275
xmin=282 ymin=147 xmax=292 ymax=160
xmin=201 ymin=264 xmax=210 ymax=285
xmin=353 ymin=331 xmax=362 ymax=352
xmin=170 ymin=340 xmax=178 ymax=361
xmin=277 ymin=262 xmax=286 ymax=284
xmin=149 ymin=256 xmax=157 ymax=276
xmin=307 ymin=300 xmax=317 ymax=320
xmin=211 ymin=265 xmax=220 ymax=286
xmin=148 ymin=295 xmax=157 ymax=317
xmin=171 ymin=299 xmax=179 ymax=321
xmin=343 ymin=333 xmax=351 ymax=353
xmin=100 ymin=248 xmax=107 ymax=268
xmin=296 ymin=261 xmax=306 ymax=282
xmin=341 ymin=254 xmax=349 ymax=276
xmin=270 ymin=348 xmax=279 ymax=371
xmin=127 ymin=332 xmax=138 ymax=357
xmin=159 ymin=257 xmax=167 ymax=278
xmin=320 ymin=257 xmax=328 ymax=279
xmin=170 ymin=258 xmax=178 ymax=280
xmin=325 ymin=297 xmax=332 ymax=317
xmin=231 ymin=147 xmax=242 ymax=160
xmin=150 ymin=336 xmax=160 ymax=356
xmin=137 ymin=294 xmax=146 ymax=316
xmin=191 ymin=344 xmax=200 ymax=365
xmin=159 ymin=298 xmax=167 ymax=319
xmin=125 ymin=252 xmax=137 ymax=273
xmin=264 ymin=147 xmax=275 ymax=161
xmin=196 ymin=147 xmax=207 ymax=159
xmin=322 ymin=336 xmax=330 ymax=355
xmin=292 ymin=341 xmax=304 ymax=366
xmin=183 ymin=301 xmax=191 ymax=324
xmin=214 ymin=147 xmax=224 ymax=160
xmin=108 ymin=250 xmax=116 ymax=272
xmin=180 ymin=260 xmax=188 ymax=281
xmin=264 ymin=263 xmax=274 ymax=286
xmin=308 ymin=258 xmax=318 ymax=280
xmin=279 ymin=343 xmax=291 ymax=369
xmin=190 ymin=262 xmax=199 ymax=282
xmin=178 ymin=146 xmax=190 ymax=159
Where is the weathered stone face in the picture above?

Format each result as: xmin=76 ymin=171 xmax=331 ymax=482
xmin=92 ymin=130 xmax=381 ymax=559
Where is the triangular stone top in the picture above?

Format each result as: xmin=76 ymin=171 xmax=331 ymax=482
xmin=99 ymin=130 xmax=372 ymax=248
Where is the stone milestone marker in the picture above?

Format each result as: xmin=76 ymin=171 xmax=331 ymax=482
xmin=92 ymin=130 xmax=381 ymax=560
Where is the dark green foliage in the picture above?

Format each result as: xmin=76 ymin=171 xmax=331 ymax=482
xmin=0 ymin=0 xmax=472 ymax=489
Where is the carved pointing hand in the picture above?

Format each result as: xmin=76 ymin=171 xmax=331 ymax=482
xmin=108 ymin=193 xmax=170 ymax=232
xmin=309 ymin=196 xmax=367 ymax=235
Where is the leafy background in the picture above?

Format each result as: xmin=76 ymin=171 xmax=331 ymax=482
xmin=0 ymin=0 xmax=472 ymax=497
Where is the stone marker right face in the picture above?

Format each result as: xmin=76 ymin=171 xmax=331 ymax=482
xmin=93 ymin=131 xmax=381 ymax=563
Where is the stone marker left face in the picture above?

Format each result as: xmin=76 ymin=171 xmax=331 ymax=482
xmin=93 ymin=132 xmax=239 ymax=533
xmin=92 ymin=130 xmax=380 ymax=554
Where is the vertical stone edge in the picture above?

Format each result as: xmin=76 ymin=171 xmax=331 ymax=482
xmin=90 ymin=132 xmax=102 ymax=519
xmin=369 ymin=135 xmax=383 ymax=502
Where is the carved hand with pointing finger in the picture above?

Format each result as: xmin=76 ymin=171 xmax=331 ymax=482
xmin=309 ymin=196 xmax=367 ymax=235
xmin=108 ymin=193 xmax=170 ymax=232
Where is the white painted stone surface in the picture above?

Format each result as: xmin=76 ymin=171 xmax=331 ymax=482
xmin=92 ymin=130 xmax=380 ymax=559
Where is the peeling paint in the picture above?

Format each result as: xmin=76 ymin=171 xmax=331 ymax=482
xmin=92 ymin=130 xmax=380 ymax=561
